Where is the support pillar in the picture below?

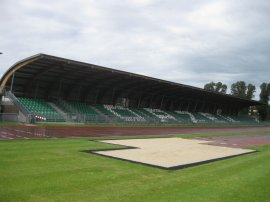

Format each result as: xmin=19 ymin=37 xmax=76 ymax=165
xmin=137 ymin=94 xmax=142 ymax=108
xmin=10 ymin=72 xmax=15 ymax=92
xmin=94 ymin=89 xmax=99 ymax=104
xmin=160 ymin=95 xmax=165 ymax=109
xmin=193 ymin=102 xmax=198 ymax=112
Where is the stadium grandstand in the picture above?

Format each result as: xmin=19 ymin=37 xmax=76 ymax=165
xmin=0 ymin=54 xmax=263 ymax=125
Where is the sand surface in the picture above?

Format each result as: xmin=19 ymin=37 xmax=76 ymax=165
xmin=94 ymin=138 xmax=255 ymax=168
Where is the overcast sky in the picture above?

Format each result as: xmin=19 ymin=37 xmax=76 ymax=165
xmin=0 ymin=0 xmax=269 ymax=100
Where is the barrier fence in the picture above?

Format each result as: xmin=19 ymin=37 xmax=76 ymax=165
xmin=0 ymin=113 xmax=18 ymax=122
xmin=20 ymin=112 xmax=263 ymax=126
xmin=0 ymin=112 xmax=265 ymax=126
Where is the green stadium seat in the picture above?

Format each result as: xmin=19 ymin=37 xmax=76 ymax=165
xmin=17 ymin=97 xmax=64 ymax=122
xmin=17 ymin=97 xmax=260 ymax=125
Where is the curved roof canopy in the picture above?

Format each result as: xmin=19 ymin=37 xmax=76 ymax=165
xmin=0 ymin=54 xmax=263 ymax=112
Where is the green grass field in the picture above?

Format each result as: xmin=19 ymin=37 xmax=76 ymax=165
xmin=0 ymin=131 xmax=270 ymax=202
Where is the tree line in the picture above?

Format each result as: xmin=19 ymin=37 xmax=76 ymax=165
xmin=204 ymin=81 xmax=270 ymax=121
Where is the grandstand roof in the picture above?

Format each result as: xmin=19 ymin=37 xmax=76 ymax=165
xmin=0 ymin=53 xmax=263 ymax=109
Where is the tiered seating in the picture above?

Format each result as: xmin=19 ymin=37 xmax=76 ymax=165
xmin=166 ymin=111 xmax=190 ymax=123
xmin=17 ymin=97 xmax=64 ymax=121
xmin=200 ymin=113 xmax=228 ymax=123
xmin=192 ymin=113 xmax=211 ymax=123
xmin=14 ymin=96 xmax=260 ymax=125
xmin=144 ymin=108 xmax=177 ymax=123
xmin=103 ymin=105 xmax=145 ymax=122
xmin=130 ymin=108 xmax=154 ymax=122
xmin=218 ymin=115 xmax=238 ymax=123
xmin=138 ymin=108 xmax=160 ymax=122
xmin=174 ymin=111 xmax=196 ymax=123
xmin=216 ymin=115 xmax=258 ymax=124
xmin=228 ymin=115 xmax=258 ymax=124
xmin=55 ymin=100 xmax=73 ymax=113
xmin=68 ymin=101 xmax=100 ymax=121
xmin=95 ymin=104 xmax=116 ymax=116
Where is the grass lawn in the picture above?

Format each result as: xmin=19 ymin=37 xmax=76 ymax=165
xmin=0 ymin=132 xmax=270 ymax=202
xmin=0 ymin=122 xmax=20 ymax=126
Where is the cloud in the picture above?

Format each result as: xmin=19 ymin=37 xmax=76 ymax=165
xmin=0 ymin=0 xmax=269 ymax=99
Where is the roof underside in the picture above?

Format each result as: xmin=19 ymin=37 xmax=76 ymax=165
xmin=0 ymin=54 xmax=262 ymax=111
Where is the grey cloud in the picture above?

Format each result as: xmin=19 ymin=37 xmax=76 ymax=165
xmin=0 ymin=0 xmax=269 ymax=100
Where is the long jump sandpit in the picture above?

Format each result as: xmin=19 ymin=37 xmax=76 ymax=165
xmin=88 ymin=138 xmax=255 ymax=170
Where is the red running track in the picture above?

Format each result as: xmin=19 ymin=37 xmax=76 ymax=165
xmin=0 ymin=125 xmax=270 ymax=140
xmin=195 ymin=134 xmax=270 ymax=148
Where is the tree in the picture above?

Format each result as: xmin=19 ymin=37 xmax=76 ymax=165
xmin=231 ymin=81 xmax=247 ymax=98
xmin=246 ymin=84 xmax=256 ymax=100
xmin=258 ymin=83 xmax=270 ymax=121
xmin=259 ymin=83 xmax=270 ymax=103
xmin=268 ymin=105 xmax=270 ymax=121
xmin=230 ymin=81 xmax=256 ymax=100
xmin=204 ymin=82 xmax=227 ymax=94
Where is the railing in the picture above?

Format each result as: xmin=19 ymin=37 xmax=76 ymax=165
xmin=0 ymin=91 xmax=263 ymax=126
xmin=0 ymin=111 xmax=264 ymax=126
xmin=4 ymin=91 xmax=31 ymax=121
xmin=24 ymin=112 xmax=263 ymax=126
xmin=0 ymin=113 xmax=18 ymax=122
